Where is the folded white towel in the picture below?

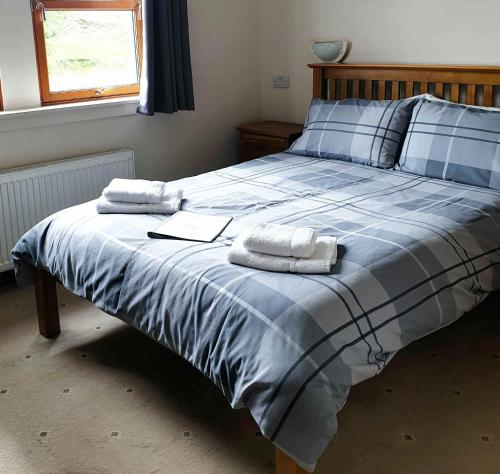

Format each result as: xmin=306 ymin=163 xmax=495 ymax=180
xmin=228 ymin=234 xmax=337 ymax=274
xmin=96 ymin=189 xmax=183 ymax=215
xmin=103 ymin=178 xmax=167 ymax=204
xmin=243 ymin=222 xmax=318 ymax=258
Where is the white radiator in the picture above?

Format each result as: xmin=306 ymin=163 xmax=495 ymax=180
xmin=0 ymin=149 xmax=135 ymax=272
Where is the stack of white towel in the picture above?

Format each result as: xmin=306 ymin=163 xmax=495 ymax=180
xmin=228 ymin=222 xmax=337 ymax=274
xmin=97 ymin=179 xmax=183 ymax=215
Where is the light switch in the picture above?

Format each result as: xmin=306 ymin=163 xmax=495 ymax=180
xmin=272 ymin=75 xmax=290 ymax=89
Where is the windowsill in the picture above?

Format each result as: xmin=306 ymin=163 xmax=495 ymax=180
xmin=0 ymin=96 xmax=139 ymax=132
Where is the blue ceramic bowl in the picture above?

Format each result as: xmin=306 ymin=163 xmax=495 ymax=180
xmin=311 ymin=41 xmax=348 ymax=63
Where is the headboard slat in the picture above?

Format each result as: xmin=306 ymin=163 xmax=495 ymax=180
xmin=364 ymin=80 xmax=373 ymax=100
xmin=328 ymin=79 xmax=336 ymax=100
xmin=405 ymin=81 xmax=414 ymax=98
xmin=484 ymin=85 xmax=494 ymax=107
xmin=450 ymin=83 xmax=460 ymax=102
xmin=377 ymin=81 xmax=386 ymax=100
xmin=310 ymin=64 xmax=500 ymax=107
xmin=352 ymin=79 xmax=360 ymax=99
xmin=434 ymin=83 xmax=444 ymax=99
xmin=466 ymin=85 xmax=476 ymax=105
xmin=339 ymin=79 xmax=348 ymax=99
xmin=391 ymin=82 xmax=399 ymax=100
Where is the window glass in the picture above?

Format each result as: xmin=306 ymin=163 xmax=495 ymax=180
xmin=43 ymin=10 xmax=139 ymax=92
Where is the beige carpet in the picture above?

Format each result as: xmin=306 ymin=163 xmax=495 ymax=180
xmin=0 ymin=283 xmax=499 ymax=474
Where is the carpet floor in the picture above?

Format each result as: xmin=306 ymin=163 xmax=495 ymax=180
xmin=0 ymin=283 xmax=499 ymax=474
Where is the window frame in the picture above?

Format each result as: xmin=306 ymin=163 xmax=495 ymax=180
xmin=32 ymin=0 xmax=143 ymax=106
xmin=0 ymin=81 xmax=3 ymax=111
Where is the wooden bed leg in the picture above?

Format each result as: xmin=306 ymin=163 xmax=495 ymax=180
xmin=34 ymin=268 xmax=60 ymax=339
xmin=276 ymin=449 xmax=309 ymax=474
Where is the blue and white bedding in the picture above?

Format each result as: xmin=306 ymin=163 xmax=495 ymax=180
xmin=399 ymin=97 xmax=500 ymax=189
xmin=12 ymin=153 xmax=500 ymax=471
xmin=290 ymin=98 xmax=416 ymax=169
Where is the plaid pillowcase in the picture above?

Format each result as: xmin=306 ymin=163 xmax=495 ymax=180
xmin=288 ymin=98 xmax=417 ymax=169
xmin=399 ymin=98 xmax=500 ymax=190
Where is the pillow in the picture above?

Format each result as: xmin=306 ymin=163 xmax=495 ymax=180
xmin=288 ymin=97 xmax=417 ymax=169
xmin=399 ymin=98 xmax=500 ymax=190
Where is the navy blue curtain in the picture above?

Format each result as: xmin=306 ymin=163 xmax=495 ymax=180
xmin=137 ymin=0 xmax=195 ymax=116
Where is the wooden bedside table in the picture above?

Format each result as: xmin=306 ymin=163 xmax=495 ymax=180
xmin=236 ymin=121 xmax=303 ymax=163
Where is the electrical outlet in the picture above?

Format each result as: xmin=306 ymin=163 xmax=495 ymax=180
xmin=272 ymin=75 xmax=290 ymax=89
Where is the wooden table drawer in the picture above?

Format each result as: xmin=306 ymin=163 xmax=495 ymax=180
xmin=240 ymin=133 xmax=289 ymax=147
xmin=236 ymin=121 xmax=304 ymax=163
xmin=239 ymin=134 xmax=289 ymax=162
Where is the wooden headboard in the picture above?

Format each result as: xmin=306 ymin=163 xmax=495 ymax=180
xmin=309 ymin=63 xmax=500 ymax=107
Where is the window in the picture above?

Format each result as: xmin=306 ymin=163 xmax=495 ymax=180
xmin=32 ymin=0 xmax=142 ymax=105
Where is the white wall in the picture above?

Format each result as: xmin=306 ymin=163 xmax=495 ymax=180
xmin=0 ymin=0 xmax=262 ymax=180
xmin=260 ymin=0 xmax=500 ymax=124
xmin=3 ymin=0 xmax=500 ymax=179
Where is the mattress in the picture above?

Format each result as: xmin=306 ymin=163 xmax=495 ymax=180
xmin=12 ymin=153 xmax=500 ymax=471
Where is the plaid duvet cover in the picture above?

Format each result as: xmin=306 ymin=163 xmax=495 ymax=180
xmin=12 ymin=153 xmax=500 ymax=471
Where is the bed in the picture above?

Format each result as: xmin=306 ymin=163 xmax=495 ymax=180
xmin=12 ymin=64 xmax=500 ymax=474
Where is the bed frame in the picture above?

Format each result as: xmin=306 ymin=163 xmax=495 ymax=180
xmin=33 ymin=63 xmax=500 ymax=474
xmin=310 ymin=63 xmax=500 ymax=106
